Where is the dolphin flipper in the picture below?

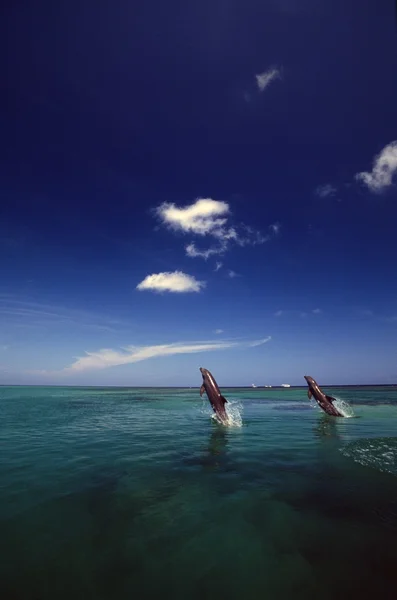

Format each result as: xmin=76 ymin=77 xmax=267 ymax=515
xmin=307 ymin=389 xmax=312 ymax=399
xmin=200 ymin=384 xmax=205 ymax=397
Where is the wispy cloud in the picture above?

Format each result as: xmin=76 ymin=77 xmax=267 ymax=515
xmin=255 ymin=67 xmax=281 ymax=92
xmin=155 ymin=198 xmax=277 ymax=261
xmin=269 ymin=222 xmax=281 ymax=235
xmin=136 ymin=271 xmax=205 ymax=293
xmin=314 ymin=184 xmax=337 ymax=198
xmin=39 ymin=336 xmax=272 ymax=373
xmin=227 ymin=270 xmax=240 ymax=279
xmin=214 ymin=329 xmax=224 ymax=334
xmin=0 ymin=296 xmax=121 ymax=333
xmin=214 ymin=261 xmax=223 ymax=272
xmin=185 ymin=241 xmax=227 ymax=260
xmin=274 ymin=309 xmax=322 ymax=318
xmin=355 ymin=141 xmax=397 ymax=193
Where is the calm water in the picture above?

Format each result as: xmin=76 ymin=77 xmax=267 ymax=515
xmin=1 ymin=385 xmax=397 ymax=600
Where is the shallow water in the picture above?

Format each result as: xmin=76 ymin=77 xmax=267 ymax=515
xmin=1 ymin=385 xmax=397 ymax=599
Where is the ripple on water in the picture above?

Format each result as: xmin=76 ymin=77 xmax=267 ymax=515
xmin=341 ymin=437 xmax=397 ymax=476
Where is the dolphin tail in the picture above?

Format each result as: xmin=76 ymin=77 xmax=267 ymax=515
xmin=200 ymin=384 xmax=205 ymax=397
xmin=307 ymin=389 xmax=312 ymax=399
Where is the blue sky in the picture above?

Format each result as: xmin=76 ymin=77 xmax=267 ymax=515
xmin=1 ymin=0 xmax=397 ymax=386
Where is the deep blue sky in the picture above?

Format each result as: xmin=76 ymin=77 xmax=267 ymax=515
xmin=1 ymin=0 xmax=397 ymax=385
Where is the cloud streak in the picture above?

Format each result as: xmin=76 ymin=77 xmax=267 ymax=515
xmin=0 ymin=296 xmax=121 ymax=332
xmin=136 ymin=271 xmax=205 ymax=293
xmin=355 ymin=141 xmax=397 ymax=193
xmin=55 ymin=336 xmax=272 ymax=373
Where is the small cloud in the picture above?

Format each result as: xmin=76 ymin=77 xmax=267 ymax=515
xmin=227 ymin=270 xmax=239 ymax=278
xmin=214 ymin=261 xmax=223 ymax=272
xmin=269 ymin=222 xmax=281 ymax=235
xmin=185 ymin=242 xmax=226 ymax=260
xmin=315 ymin=184 xmax=337 ymax=198
xmin=312 ymin=308 xmax=322 ymax=314
xmin=156 ymin=198 xmax=230 ymax=236
xmin=355 ymin=141 xmax=397 ymax=193
xmin=155 ymin=198 xmax=274 ymax=260
xmin=274 ymin=310 xmax=283 ymax=317
xmin=255 ymin=67 xmax=281 ymax=92
xmin=214 ymin=329 xmax=224 ymax=334
xmin=136 ymin=271 xmax=205 ymax=293
xmin=358 ymin=309 xmax=373 ymax=317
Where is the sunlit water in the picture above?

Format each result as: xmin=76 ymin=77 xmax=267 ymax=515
xmin=1 ymin=385 xmax=397 ymax=599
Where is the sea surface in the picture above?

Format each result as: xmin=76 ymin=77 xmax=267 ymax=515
xmin=1 ymin=385 xmax=397 ymax=600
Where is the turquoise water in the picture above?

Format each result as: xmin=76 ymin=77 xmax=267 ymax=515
xmin=1 ymin=385 xmax=397 ymax=599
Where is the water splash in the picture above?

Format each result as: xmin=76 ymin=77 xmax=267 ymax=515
xmin=332 ymin=397 xmax=355 ymax=418
xmin=224 ymin=398 xmax=243 ymax=427
xmin=341 ymin=437 xmax=397 ymax=476
xmin=309 ymin=396 xmax=355 ymax=418
xmin=201 ymin=398 xmax=243 ymax=427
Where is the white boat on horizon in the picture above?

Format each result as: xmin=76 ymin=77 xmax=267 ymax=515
xmin=264 ymin=385 xmax=272 ymax=388
xmin=281 ymin=383 xmax=291 ymax=388
xmin=251 ymin=383 xmax=257 ymax=388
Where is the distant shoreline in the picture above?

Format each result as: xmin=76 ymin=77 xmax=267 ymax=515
xmin=1 ymin=384 xmax=396 ymax=389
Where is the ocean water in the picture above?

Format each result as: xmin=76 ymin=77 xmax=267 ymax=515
xmin=1 ymin=385 xmax=397 ymax=600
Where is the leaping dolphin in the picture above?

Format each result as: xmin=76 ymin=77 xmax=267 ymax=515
xmin=304 ymin=375 xmax=343 ymax=417
xmin=199 ymin=367 xmax=229 ymax=425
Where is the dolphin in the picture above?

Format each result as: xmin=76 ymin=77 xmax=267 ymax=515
xmin=199 ymin=367 xmax=229 ymax=424
xmin=304 ymin=375 xmax=344 ymax=417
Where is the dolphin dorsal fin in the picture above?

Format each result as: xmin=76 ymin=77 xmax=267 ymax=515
xmin=220 ymin=395 xmax=228 ymax=404
xmin=325 ymin=394 xmax=336 ymax=404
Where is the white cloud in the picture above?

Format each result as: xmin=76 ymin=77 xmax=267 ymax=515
xmin=355 ymin=141 xmax=397 ymax=193
xmin=227 ymin=270 xmax=239 ymax=278
xmin=315 ymin=184 xmax=337 ymax=198
xmin=214 ymin=261 xmax=223 ymax=272
xmin=255 ymin=67 xmax=281 ymax=92
xmin=156 ymin=198 xmax=229 ymax=236
xmin=214 ymin=329 xmax=224 ymax=334
xmin=155 ymin=198 xmax=276 ymax=260
xmin=185 ymin=241 xmax=226 ymax=260
xmin=60 ymin=336 xmax=272 ymax=372
xmin=312 ymin=308 xmax=322 ymax=314
xmin=136 ymin=271 xmax=205 ymax=293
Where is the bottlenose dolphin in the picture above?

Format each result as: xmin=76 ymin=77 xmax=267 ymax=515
xmin=199 ymin=367 xmax=229 ymax=424
xmin=304 ymin=375 xmax=343 ymax=417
